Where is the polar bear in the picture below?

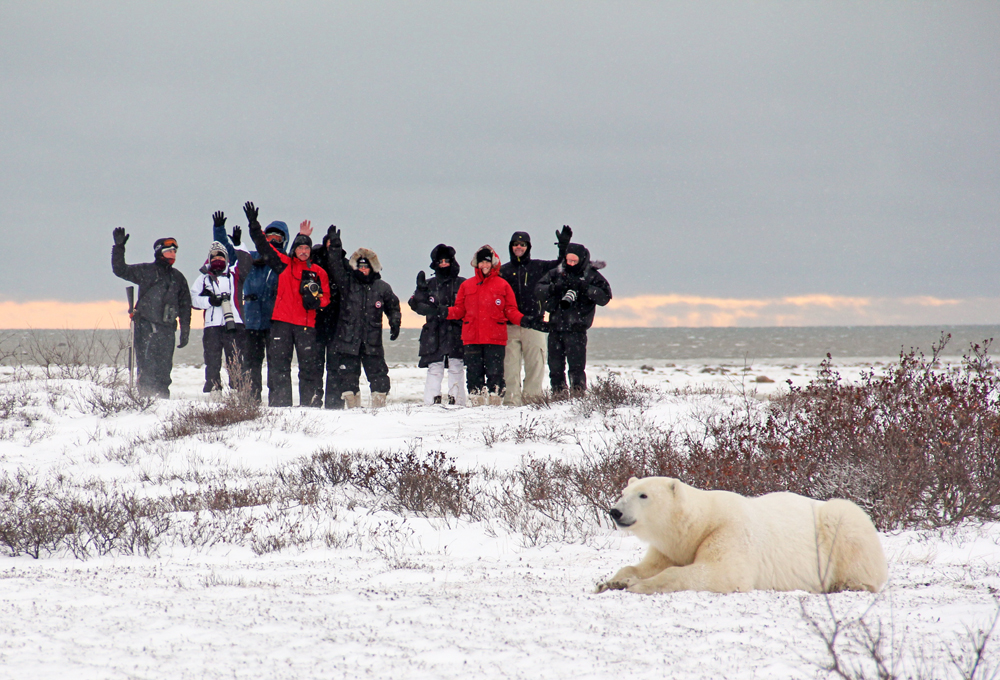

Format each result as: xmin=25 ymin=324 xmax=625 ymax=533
xmin=596 ymin=477 xmax=887 ymax=595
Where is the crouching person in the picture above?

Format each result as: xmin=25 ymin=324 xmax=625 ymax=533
xmin=444 ymin=246 xmax=544 ymax=406
xmin=324 ymin=225 xmax=401 ymax=409
xmin=409 ymin=244 xmax=466 ymax=406
xmin=245 ymin=202 xmax=330 ymax=407
xmin=535 ymin=243 xmax=611 ymax=394
xmin=111 ymin=229 xmax=191 ymax=398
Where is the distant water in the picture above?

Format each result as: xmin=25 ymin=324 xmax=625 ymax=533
xmin=3 ymin=326 xmax=997 ymax=366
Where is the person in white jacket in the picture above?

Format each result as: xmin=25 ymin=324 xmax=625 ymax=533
xmin=191 ymin=241 xmax=247 ymax=392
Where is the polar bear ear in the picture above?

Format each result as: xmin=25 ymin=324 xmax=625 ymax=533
xmin=628 ymin=476 xmax=639 ymax=485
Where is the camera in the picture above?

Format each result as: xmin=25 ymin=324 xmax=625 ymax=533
xmin=559 ymin=289 xmax=578 ymax=309
xmin=219 ymin=293 xmax=236 ymax=331
xmin=300 ymin=270 xmax=322 ymax=310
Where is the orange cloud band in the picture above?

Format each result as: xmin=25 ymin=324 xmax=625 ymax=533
xmin=0 ymin=295 xmax=996 ymax=330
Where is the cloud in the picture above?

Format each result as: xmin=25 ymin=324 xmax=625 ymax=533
xmin=2 ymin=294 xmax=997 ymax=330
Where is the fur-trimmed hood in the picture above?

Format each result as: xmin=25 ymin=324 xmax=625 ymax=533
xmin=349 ymin=247 xmax=382 ymax=273
xmin=555 ymin=244 xmax=606 ymax=276
xmin=469 ymin=244 xmax=501 ymax=269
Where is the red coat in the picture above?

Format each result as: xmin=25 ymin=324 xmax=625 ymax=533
xmin=447 ymin=263 xmax=523 ymax=345
xmin=270 ymin=250 xmax=331 ymax=328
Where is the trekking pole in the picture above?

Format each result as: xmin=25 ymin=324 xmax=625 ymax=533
xmin=126 ymin=286 xmax=135 ymax=389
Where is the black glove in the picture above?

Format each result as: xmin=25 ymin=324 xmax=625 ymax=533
xmin=326 ymin=225 xmax=342 ymax=250
xmin=416 ymin=270 xmax=429 ymax=290
xmin=112 ymin=228 xmax=129 ymax=247
xmin=213 ymin=211 xmax=226 ymax=229
xmin=243 ymin=201 xmax=259 ymax=226
xmin=390 ymin=326 xmax=400 ymax=341
xmin=177 ymin=327 xmax=190 ymax=349
xmin=555 ymin=225 xmax=572 ymax=248
xmin=521 ymin=315 xmax=549 ymax=332
xmin=202 ymin=287 xmax=223 ymax=307
xmin=550 ymin=275 xmax=568 ymax=296
xmin=230 ymin=225 xmax=242 ymax=247
xmin=436 ymin=306 xmax=450 ymax=319
xmin=559 ymin=289 xmax=578 ymax=310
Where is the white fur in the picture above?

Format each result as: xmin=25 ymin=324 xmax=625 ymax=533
xmin=597 ymin=477 xmax=888 ymax=595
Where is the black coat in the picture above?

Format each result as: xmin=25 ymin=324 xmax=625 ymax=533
xmin=325 ymin=246 xmax=401 ymax=357
xmin=311 ymin=243 xmax=341 ymax=344
xmin=535 ymin=254 xmax=612 ymax=332
xmin=498 ymin=231 xmax=564 ymax=318
xmin=112 ymin=244 xmax=192 ymax=331
xmin=408 ymin=272 xmax=466 ymax=367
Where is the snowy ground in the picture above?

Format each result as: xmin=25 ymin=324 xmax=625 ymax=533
xmin=1 ymin=358 xmax=998 ymax=679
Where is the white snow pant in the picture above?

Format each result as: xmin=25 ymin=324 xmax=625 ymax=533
xmin=424 ymin=358 xmax=467 ymax=406
xmin=503 ymin=325 xmax=547 ymax=405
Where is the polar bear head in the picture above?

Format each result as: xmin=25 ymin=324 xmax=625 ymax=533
xmin=609 ymin=476 xmax=699 ymax=556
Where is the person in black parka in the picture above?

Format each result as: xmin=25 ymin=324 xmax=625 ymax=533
xmin=310 ymin=233 xmax=342 ymax=408
xmin=324 ymin=226 xmax=402 ymax=409
xmin=111 ymin=229 xmax=192 ymax=398
xmin=408 ymin=244 xmax=467 ymax=406
xmin=498 ymin=226 xmax=572 ymax=405
xmin=535 ymin=243 xmax=612 ymax=394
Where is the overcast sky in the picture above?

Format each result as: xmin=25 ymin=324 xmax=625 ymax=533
xmin=2 ymin=2 xmax=998 ymax=314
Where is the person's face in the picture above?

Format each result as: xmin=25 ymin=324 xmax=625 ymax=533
xmin=358 ymin=264 xmax=371 ymax=275
xmin=565 ymin=253 xmax=580 ymax=267
xmin=160 ymin=247 xmax=177 ymax=264
xmin=266 ymin=232 xmax=284 ymax=248
xmin=512 ymin=243 xmax=527 ymax=258
xmin=209 ymin=254 xmax=227 ymax=270
xmin=295 ymin=244 xmax=311 ymax=261
xmin=478 ymin=260 xmax=492 ymax=275
xmin=438 ymin=259 xmax=450 ymax=268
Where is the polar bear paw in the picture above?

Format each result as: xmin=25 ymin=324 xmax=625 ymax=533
xmin=595 ymin=580 xmax=631 ymax=594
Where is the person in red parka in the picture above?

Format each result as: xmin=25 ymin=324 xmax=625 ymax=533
xmin=440 ymin=245 xmax=543 ymax=405
xmin=244 ymin=202 xmax=331 ymax=407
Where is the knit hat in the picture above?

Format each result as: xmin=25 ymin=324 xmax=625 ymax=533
xmin=476 ymin=247 xmax=494 ymax=264
xmin=290 ymin=234 xmax=312 ymax=251
xmin=208 ymin=241 xmax=227 ymax=259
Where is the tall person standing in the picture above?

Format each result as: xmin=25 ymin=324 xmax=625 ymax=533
xmin=111 ymin=229 xmax=192 ymax=398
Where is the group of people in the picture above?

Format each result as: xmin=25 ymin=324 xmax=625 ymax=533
xmin=111 ymin=202 xmax=612 ymax=408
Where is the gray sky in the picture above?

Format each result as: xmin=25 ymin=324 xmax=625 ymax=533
xmin=2 ymin=1 xmax=998 ymax=308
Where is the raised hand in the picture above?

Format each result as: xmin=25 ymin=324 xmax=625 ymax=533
xmin=213 ymin=211 xmax=226 ymax=229
xmin=112 ymin=227 xmax=129 ymax=247
xmin=299 ymin=219 xmax=313 ymax=236
xmin=230 ymin=225 xmax=242 ymax=246
xmin=416 ymin=270 xmax=428 ymax=290
xmin=556 ymin=225 xmax=573 ymax=247
xmin=326 ymin=225 xmax=342 ymax=250
xmin=243 ymin=201 xmax=259 ymax=225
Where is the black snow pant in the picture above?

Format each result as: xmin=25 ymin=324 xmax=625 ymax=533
xmin=244 ymin=328 xmax=269 ymax=402
xmin=202 ymin=324 xmax=247 ymax=392
xmin=548 ymin=330 xmax=588 ymax=392
xmin=134 ymin=317 xmax=175 ymax=399
xmin=464 ymin=344 xmax=506 ymax=395
xmin=335 ymin=344 xmax=390 ymax=397
xmin=321 ymin=341 xmax=344 ymax=409
xmin=266 ymin=320 xmax=322 ymax=407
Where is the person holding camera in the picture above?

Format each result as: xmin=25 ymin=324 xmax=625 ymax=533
xmin=499 ymin=226 xmax=572 ymax=405
xmin=535 ymin=243 xmax=612 ymax=395
xmin=323 ymin=225 xmax=401 ymax=409
xmin=308 ymin=232 xmax=342 ymax=408
xmin=443 ymin=246 xmax=545 ymax=406
xmin=409 ymin=244 xmax=467 ymax=406
xmin=190 ymin=238 xmax=247 ymax=393
xmin=111 ymin=229 xmax=192 ymax=398
xmin=245 ymin=202 xmax=331 ymax=407
xmin=212 ymin=210 xmax=284 ymax=402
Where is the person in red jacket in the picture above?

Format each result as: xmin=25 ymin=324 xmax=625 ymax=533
xmin=244 ymin=202 xmax=331 ymax=407
xmin=442 ymin=245 xmax=542 ymax=406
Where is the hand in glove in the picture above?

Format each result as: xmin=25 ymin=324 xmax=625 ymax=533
xmin=326 ymin=225 xmax=342 ymax=250
xmin=416 ymin=270 xmax=429 ymax=290
xmin=112 ymin=227 xmax=129 ymax=247
xmin=243 ymin=201 xmax=259 ymax=226
xmin=202 ymin=287 xmax=223 ymax=307
xmin=390 ymin=326 xmax=400 ymax=341
xmin=559 ymin=289 xmax=578 ymax=310
xmin=230 ymin=225 xmax=242 ymax=246
xmin=213 ymin=211 xmax=226 ymax=229
xmin=555 ymin=224 xmax=573 ymax=248
xmin=520 ymin=315 xmax=549 ymax=332
xmin=177 ymin=327 xmax=190 ymax=349
xmin=436 ymin=306 xmax=451 ymax=319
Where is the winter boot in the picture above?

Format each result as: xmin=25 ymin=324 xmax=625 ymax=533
xmin=433 ymin=395 xmax=442 ymax=405
xmin=342 ymin=391 xmax=361 ymax=409
xmin=448 ymin=395 xmax=456 ymax=405
xmin=371 ymin=392 xmax=388 ymax=409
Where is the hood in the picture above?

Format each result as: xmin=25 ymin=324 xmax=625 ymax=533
xmin=429 ymin=243 xmax=460 ymax=276
xmin=349 ymin=247 xmax=382 ymax=273
xmin=508 ymin=231 xmax=532 ymax=263
xmin=471 ymin=244 xmax=501 ymax=280
xmin=263 ymin=221 xmax=290 ymax=253
xmin=559 ymin=243 xmax=606 ymax=276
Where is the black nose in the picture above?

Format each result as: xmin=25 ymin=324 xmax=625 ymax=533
xmin=609 ymin=508 xmax=622 ymax=521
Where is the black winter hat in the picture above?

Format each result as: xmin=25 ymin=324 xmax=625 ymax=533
xmin=564 ymin=243 xmax=590 ymax=274
xmin=476 ymin=247 xmax=494 ymax=264
xmin=153 ymin=237 xmax=178 ymax=260
xmin=290 ymin=234 xmax=312 ymax=251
